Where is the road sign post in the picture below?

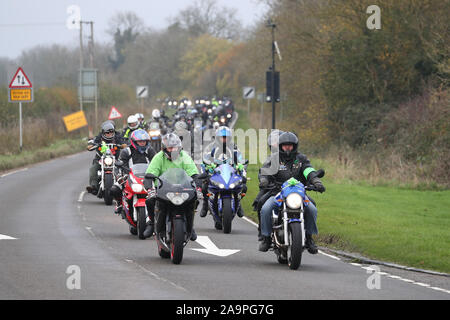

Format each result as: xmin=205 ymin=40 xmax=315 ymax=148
xmin=136 ymin=86 xmax=149 ymax=114
xmin=8 ymin=67 xmax=33 ymax=152
xmin=243 ymin=86 xmax=255 ymax=117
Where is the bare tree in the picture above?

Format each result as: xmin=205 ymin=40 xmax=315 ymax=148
xmin=173 ymin=0 xmax=243 ymax=40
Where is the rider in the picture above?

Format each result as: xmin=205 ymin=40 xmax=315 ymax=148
xmin=135 ymin=113 xmax=147 ymax=130
xmin=199 ymin=126 xmax=247 ymax=218
xmin=86 ymin=121 xmax=126 ymax=195
xmin=122 ymin=114 xmax=141 ymax=142
xmin=144 ymin=133 xmax=202 ymax=241
xmin=253 ymin=129 xmax=284 ymax=240
xmin=111 ymin=130 xmax=156 ymax=232
xmin=256 ymin=131 xmax=325 ymax=253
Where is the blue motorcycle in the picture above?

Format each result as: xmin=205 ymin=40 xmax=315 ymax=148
xmin=271 ymin=170 xmax=324 ymax=270
xmin=206 ymin=163 xmax=246 ymax=234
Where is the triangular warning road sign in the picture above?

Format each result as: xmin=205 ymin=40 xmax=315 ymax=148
xmin=9 ymin=67 xmax=32 ymax=88
xmin=108 ymin=106 xmax=122 ymax=120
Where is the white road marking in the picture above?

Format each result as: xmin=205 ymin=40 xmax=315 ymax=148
xmin=0 ymin=234 xmax=18 ymax=240
xmin=78 ymin=191 xmax=86 ymax=202
xmin=0 ymin=168 xmax=28 ymax=178
xmin=192 ymin=236 xmax=240 ymax=257
xmin=348 ymin=261 xmax=449 ymax=295
xmin=318 ymin=250 xmax=341 ymax=261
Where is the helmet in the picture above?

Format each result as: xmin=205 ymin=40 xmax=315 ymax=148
xmin=174 ymin=121 xmax=188 ymax=132
xmin=101 ymin=121 xmax=115 ymax=141
xmin=161 ymin=133 xmax=182 ymax=160
xmin=152 ymin=109 xmax=160 ymax=119
xmin=135 ymin=113 xmax=144 ymax=121
xmin=268 ymin=129 xmax=284 ymax=148
xmin=215 ymin=126 xmax=231 ymax=138
xmin=215 ymin=126 xmax=232 ymax=146
xmin=130 ymin=129 xmax=150 ymax=154
xmin=278 ymin=132 xmax=298 ymax=159
xmin=127 ymin=115 xmax=139 ymax=130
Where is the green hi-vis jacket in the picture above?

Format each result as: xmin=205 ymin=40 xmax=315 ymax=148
xmin=145 ymin=150 xmax=199 ymax=178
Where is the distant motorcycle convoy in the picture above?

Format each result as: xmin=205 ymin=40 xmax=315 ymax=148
xmin=86 ymin=96 xmax=326 ymax=268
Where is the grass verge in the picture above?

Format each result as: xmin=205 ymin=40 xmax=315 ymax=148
xmin=0 ymin=138 xmax=86 ymax=173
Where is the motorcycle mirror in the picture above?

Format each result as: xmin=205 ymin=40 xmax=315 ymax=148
xmin=244 ymin=159 xmax=249 ymax=165
xmin=316 ymin=169 xmax=325 ymax=178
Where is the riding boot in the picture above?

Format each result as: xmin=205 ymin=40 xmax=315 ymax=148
xmin=305 ymin=234 xmax=318 ymax=254
xmin=199 ymin=199 xmax=208 ymax=217
xmin=259 ymin=236 xmax=271 ymax=252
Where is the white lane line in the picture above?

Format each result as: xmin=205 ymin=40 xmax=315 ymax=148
xmin=0 ymin=167 xmax=28 ymax=178
xmin=0 ymin=234 xmax=18 ymax=240
xmin=349 ymin=262 xmax=450 ymax=295
xmin=318 ymin=250 xmax=341 ymax=260
xmin=78 ymin=191 xmax=86 ymax=202
xmin=242 ymin=216 xmax=258 ymax=227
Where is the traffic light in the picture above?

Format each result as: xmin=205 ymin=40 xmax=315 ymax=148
xmin=266 ymin=70 xmax=280 ymax=103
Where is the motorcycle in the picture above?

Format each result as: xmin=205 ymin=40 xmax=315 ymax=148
xmin=89 ymin=142 xmax=121 ymax=205
xmin=148 ymin=121 xmax=162 ymax=152
xmin=116 ymin=162 xmax=149 ymax=239
xmin=206 ymin=163 xmax=246 ymax=234
xmin=145 ymin=169 xmax=207 ymax=264
xmin=270 ymin=170 xmax=325 ymax=270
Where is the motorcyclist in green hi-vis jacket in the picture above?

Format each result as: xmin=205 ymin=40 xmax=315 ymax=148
xmin=143 ymin=133 xmax=202 ymax=240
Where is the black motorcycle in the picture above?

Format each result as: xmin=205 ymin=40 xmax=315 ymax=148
xmin=146 ymin=169 xmax=207 ymax=264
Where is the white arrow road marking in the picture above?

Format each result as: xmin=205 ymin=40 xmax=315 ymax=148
xmin=0 ymin=234 xmax=18 ymax=240
xmin=191 ymin=236 xmax=240 ymax=257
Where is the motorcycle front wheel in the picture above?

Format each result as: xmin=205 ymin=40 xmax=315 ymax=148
xmin=137 ymin=207 xmax=147 ymax=240
xmin=287 ymin=223 xmax=303 ymax=270
xmin=171 ymin=218 xmax=185 ymax=264
xmin=222 ymin=197 xmax=233 ymax=234
xmin=103 ymin=173 xmax=114 ymax=205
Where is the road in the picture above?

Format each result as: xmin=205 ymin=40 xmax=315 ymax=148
xmin=0 ymin=151 xmax=449 ymax=300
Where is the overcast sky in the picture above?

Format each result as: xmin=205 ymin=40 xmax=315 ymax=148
xmin=0 ymin=0 xmax=267 ymax=59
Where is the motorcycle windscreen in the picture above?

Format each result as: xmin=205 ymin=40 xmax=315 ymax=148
xmin=159 ymin=168 xmax=192 ymax=188
xmin=149 ymin=122 xmax=160 ymax=129
xmin=131 ymin=163 xmax=148 ymax=178
xmin=217 ymin=164 xmax=234 ymax=184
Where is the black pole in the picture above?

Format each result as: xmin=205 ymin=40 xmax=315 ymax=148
xmin=271 ymin=24 xmax=276 ymax=129
xmin=271 ymin=23 xmax=276 ymax=129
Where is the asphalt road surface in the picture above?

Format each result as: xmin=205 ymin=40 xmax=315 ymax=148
xmin=0 ymin=151 xmax=449 ymax=300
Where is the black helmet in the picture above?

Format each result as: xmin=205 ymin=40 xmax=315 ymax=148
xmin=101 ymin=121 xmax=115 ymax=141
xmin=278 ymin=132 xmax=298 ymax=159
xmin=268 ymin=129 xmax=284 ymax=148
xmin=161 ymin=133 xmax=182 ymax=160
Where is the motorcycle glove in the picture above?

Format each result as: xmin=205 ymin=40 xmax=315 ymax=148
xmin=310 ymin=177 xmax=325 ymax=193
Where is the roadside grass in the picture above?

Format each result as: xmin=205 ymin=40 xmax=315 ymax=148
xmin=235 ymin=107 xmax=450 ymax=273
xmin=0 ymin=138 xmax=85 ymax=173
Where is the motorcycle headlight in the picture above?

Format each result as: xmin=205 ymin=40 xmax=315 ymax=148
xmin=104 ymin=157 xmax=113 ymax=166
xmin=286 ymin=193 xmax=303 ymax=209
xmin=166 ymin=192 xmax=189 ymax=205
xmin=149 ymin=130 xmax=160 ymax=136
xmin=226 ymin=114 xmax=231 ymax=118
xmin=131 ymin=183 xmax=144 ymax=193
xmin=211 ymin=180 xmax=225 ymax=189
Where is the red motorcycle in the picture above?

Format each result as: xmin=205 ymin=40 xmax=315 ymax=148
xmin=118 ymin=163 xmax=149 ymax=239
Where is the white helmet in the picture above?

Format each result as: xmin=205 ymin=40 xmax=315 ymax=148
xmin=152 ymin=109 xmax=161 ymax=119
xmin=127 ymin=115 xmax=139 ymax=130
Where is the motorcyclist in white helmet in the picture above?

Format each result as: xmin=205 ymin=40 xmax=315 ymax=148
xmin=122 ymin=115 xmax=140 ymax=142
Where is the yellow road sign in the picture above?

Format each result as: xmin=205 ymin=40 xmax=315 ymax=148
xmin=9 ymin=88 xmax=33 ymax=102
xmin=63 ymin=110 xmax=88 ymax=132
